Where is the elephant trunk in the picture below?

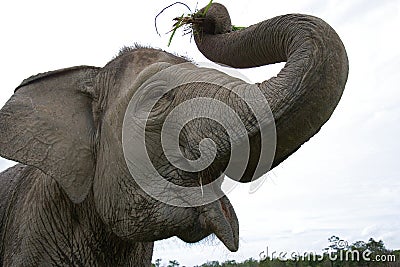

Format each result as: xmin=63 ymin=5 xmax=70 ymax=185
xmin=194 ymin=3 xmax=348 ymax=171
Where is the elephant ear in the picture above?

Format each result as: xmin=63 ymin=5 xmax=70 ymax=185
xmin=0 ymin=66 xmax=100 ymax=203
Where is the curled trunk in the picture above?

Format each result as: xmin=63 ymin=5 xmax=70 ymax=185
xmin=194 ymin=4 xmax=349 ymax=176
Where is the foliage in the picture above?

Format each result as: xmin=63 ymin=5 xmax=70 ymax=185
xmin=168 ymin=259 xmax=180 ymax=267
xmin=155 ymin=0 xmax=246 ymax=46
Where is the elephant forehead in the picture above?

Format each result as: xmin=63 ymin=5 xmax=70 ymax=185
xmin=144 ymin=62 xmax=246 ymax=87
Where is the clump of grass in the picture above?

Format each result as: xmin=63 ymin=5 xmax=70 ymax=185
xmin=231 ymin=25 xmax=246 ymax=31
xmin=155 ymin=1 xmax=245 ymax=46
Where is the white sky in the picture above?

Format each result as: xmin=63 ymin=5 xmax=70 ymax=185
xmin=1 ymin=0 xmax=399 ymax=266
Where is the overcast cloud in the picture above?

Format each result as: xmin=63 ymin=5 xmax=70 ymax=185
xmin=1 ymin=0 xmax=399 ymax=266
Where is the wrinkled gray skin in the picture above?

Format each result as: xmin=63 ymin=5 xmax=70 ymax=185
xmin=0 ymin=3 xmax=348 ymax=266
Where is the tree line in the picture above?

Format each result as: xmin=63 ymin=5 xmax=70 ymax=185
xmin=152 ymin=236 xmax=399 ymax=267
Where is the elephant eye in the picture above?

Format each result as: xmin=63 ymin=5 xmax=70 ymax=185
xmin=149 ymin=89 xmax=175 ymax=115
xmin=131 ymin=82 xmax=175 ymax=119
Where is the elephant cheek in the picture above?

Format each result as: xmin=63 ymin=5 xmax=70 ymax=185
xmin=198 ymin=196 xmax=239 ymax=252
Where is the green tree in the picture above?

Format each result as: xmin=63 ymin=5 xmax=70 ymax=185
xmin=391 ymin=250 xmax=400 ymax=265
xmin=153 ymin=258 xmax=162 ymax=267
xmin=259 ymin=257 xmax=273 ymax=267
xmin=221 ymin=260 xmax=237 ymax=267
xmin=366 ymin=238 xmax=388 ymax=254
xmin=168 ymin=259 xmax=180 ymax=267
xmin=200 ymin=261 xmax=221 ymax=267
xmin=324 ymin=236 xmax=348 ymax=267
xmin=240 ymin=258 xmax=258 ymax=267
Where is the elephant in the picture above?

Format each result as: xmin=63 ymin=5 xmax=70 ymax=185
xmin=0 ymin=3 xmax=348 ymax=266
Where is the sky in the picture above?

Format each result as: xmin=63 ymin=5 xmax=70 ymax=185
xmin=1 ymin=0 xmax=399 ymax=266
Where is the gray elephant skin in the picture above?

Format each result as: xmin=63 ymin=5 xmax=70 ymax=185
xmin=0 ymin=3 xmax=348 ymax=266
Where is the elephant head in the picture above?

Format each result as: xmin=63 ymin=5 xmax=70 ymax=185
xmin=0 ymin=2 xmax=348 ymax=257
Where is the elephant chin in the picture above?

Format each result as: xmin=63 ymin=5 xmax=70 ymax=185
xmin=178 ymin=197 xmax=239 ymax=252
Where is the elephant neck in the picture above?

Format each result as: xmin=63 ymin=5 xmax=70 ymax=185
xmin=3 ymin=165 xmax=153 ymax=265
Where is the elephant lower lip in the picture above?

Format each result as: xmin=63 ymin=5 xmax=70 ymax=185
xmin=177 ymin=222 xmax=211 ymax=243
xmin=178 ymin=233 xmax=209 ymax=243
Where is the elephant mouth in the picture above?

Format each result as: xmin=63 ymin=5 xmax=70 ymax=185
xmin=177 ymin=196 xmax=239 ymax=252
